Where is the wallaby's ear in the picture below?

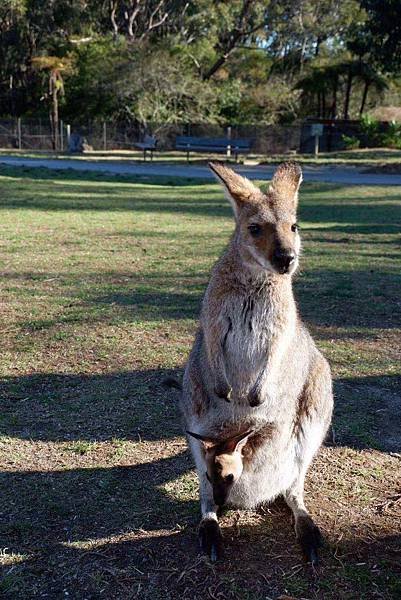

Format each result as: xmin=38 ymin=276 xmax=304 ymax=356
xmin=209 ymin=162 xmax=261 ymax=219
xmin=186 ymin=430 xmax=218 ymax=451
xmin=221 ymin=430 xmax=254 ymax=454
xmin=269 ymin=162 xmax=302 ymax=209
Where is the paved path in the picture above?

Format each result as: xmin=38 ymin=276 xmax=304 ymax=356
xmin=1 ymin=155 xmax=401 ymax=186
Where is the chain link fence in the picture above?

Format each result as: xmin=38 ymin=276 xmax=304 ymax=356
xmin=0 ymin=118 xmax=301 ymax=154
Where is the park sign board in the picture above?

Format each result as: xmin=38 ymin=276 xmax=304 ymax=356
xmin=311 ymin=123 xmax=324 ymax=137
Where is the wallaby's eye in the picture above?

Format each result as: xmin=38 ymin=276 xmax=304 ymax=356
xmin=291 ymin=223 xmax=299 ymax=233
xmin=248 ymin=224 xmax=262 ymax=236
xmin=225 ymin=474 xmax=234 ymax=484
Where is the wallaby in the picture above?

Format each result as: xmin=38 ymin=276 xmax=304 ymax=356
xmin=179 ymin=161 xmax=333 ymax=563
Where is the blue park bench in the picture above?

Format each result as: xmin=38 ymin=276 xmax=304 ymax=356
xmin=134 ymin=135 xmax=157 ymax=161
xmin=175 ymin=136 xmax=253 ymax=161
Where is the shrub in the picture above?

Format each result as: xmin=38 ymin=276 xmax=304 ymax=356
xmin=342 ymin=134 xmax=360 ymax=150
xmin=380 ymin=120 xmax=401 ymax=149
xmin=359 ymin=115 xmax=381 ymax=147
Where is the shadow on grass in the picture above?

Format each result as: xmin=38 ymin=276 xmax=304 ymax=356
xmin=1 ymin=368 xmax=400 ymax=453
xmin=0 ymin=368 xmax=183 ymax=443
xmin=294 ymin=268 xmax=401 ymax=330
xmin=0 ymin=164 xmax=213 ymax=188
xmin=333 ymin=375 xmax=401 ymax=453
xmin=7 ymin=261 xmax=399 ymax=331
xmin=93 ymin=289 xmax=202 ymax=321
xmin=0 ymin=454 xmax=198 ymax=598
xmin=91 ymin=265 xmax=400 ymax=328
xmin=0 ymin=469 xmax=399 ymax=599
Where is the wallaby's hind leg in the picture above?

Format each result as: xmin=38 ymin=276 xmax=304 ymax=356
xmin=198 ymin=472 xmax=223 ymax=561
xmin=285 ymin=469 xmax=322 ymax=565
xmin=285 ymin=354 xmax=333 ymax=564
xmin=189 ymin=438 xmax=223 ymax=561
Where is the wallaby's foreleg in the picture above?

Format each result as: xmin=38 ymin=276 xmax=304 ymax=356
xmin=204 ymin=316 xmax=232 ymax=401
xmin=285 ymin=469 xmax=322 ymax=565
xmin=247 ymin=341 xmax=284 ymax=407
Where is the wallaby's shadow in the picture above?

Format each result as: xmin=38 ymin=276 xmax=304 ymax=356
xmin=0 ymin=453 xmax=195 ymax=554
xmin=1 ymin=473 xmax=399 ymax=600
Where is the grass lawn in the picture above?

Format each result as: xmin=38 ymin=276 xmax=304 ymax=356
xmin=0 ymin=166 xmax=400 ymax=599
xmin=1 ymin=147 xmax=401 ymax=167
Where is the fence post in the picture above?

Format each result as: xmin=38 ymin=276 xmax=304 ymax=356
xmin=226 ymin=125 xmax=231 ymax=158
xmin=17 ymin=117 xmax=22 ymax=150
xmin=314 ymin=134 xmax=319 ymax=156
xmin=60 ymin=120 xmax=64 ymax=151
xmin=66 ymin=124 xmax=71 ymax=150
xmin=103 ymin=121 xmax=107 ymax=151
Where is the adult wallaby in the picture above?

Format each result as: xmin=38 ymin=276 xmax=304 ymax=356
xmin=179 ymin=161 xmax=333 ymax=563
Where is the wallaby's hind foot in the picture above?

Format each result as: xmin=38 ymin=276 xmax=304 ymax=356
xmin=199 ymin=519 xmax=223 ymax=562
xmin=296 ymin=514 xmax=323 ymax=565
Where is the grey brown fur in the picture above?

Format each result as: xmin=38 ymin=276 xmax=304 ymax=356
xmin=179 ymin=162 xmax=333 ymax=563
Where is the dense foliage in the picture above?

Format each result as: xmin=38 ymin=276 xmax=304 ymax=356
xmin=1 ymin=0 xmax=400 ymax=127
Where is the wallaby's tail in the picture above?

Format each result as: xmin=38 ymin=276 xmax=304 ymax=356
xmin=162 ymin=376 xmax=182 ymax=391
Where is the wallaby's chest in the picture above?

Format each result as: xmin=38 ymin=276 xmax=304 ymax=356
xmin=225 ymin=292 xmax=277 ymax=360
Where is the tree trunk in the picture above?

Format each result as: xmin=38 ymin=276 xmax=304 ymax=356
xmin=300 ymin=37 xmax=307 ymax=74
xmin=343 ymin=69 xmax=353 ymax=119
xmin=110 ymin=1 xmax=119 ymax=37
xmin=360 ymin=80 xmax=370 ymax=115
xmin=202 ymin=0 xmax=263 ymax=80
xmin=331 ymin=75 xmax=338 ymax=119
xmin=50 ymin=71 xmax=59 ymax=151
xmin=315 ymin=36 xmax=322 ymax=57
xmin=203 ymin=50 xmax=235 ymax=80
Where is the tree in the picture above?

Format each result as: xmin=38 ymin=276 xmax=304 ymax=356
xmin=106 ymin=0 xmax=190 ymax=40
xmin=201 ymin=0 xmax=268 ymax=80
xmin=32 ymin=55 xmax=74 ymax=149
xmin=357 ymin=0 xmax=401 ymax=74
xmin=115 ymin=45 xmax=218 ymax=125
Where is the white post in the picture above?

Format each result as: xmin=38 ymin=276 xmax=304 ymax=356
xmin=314 ymin=134 xmax=319 ymax=156
xmin=66 ymin=124 xmax=71 ymax=150
xmin=17 ymin=117 xmax=22 ymax=150
xmin=103 ymin=121 xmax=107 ymax=151
xmin=226 ymin=126 xmax=231 ymax=158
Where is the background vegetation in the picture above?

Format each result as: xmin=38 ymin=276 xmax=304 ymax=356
xmin=1 ymin=0 xmax=401 ymax=129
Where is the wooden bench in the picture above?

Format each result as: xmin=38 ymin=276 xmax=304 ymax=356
xmin=175 ymin=136 xmax=253 ymax=161
xmin=134 ymin=135 xmax=157 ymax=161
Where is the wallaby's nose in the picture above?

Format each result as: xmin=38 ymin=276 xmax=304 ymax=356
xmin=213 ymin=484 xmax=228 ymax=507
xmin=272 ymin=249 xmax=295 ymax=274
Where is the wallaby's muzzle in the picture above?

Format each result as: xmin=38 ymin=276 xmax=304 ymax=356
xmin=213 ymin=483 xmax=230 ymax=507
xmin=272 ymin=247 xmax=296 ymax=274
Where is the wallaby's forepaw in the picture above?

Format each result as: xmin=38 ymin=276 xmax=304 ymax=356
xmin=248 ymin=384 xmax=263 ymax=407
xmin=296 ymin=515 xmax=323 ymax=566
xmin=199 ymin=519 xmax=223 ymax=562
xmin=214 ymin=381 xmax=232 ymax=402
